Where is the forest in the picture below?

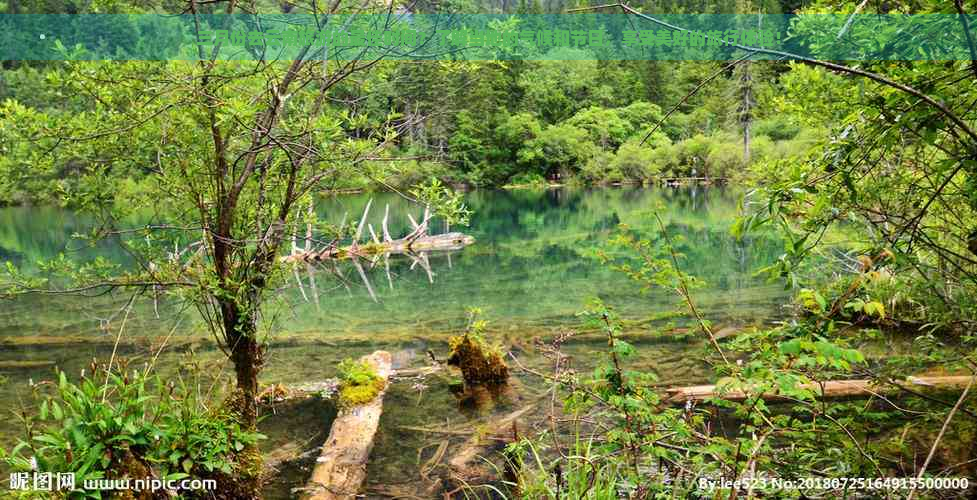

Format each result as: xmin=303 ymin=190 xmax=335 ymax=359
xmin=0 ymin=0 xmax=976 ymax=498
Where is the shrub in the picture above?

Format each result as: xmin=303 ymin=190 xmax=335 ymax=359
xmin=1 ymin=366 xmax=264 ymax=491
xmin=705 ymin=141 xmax=745 ymax=178
xmin=648 ymin=141 xmax=680 ymax=176
xmin=386 ymin=159 xmax=452 ymax=187
xmin=750 ymin=134 xmax=775 ymax=162
xmin=495 ymin=112 xmax=543 ymax=153
xmin=755 ymin=115 xmax=802 ymax=141
xmin=579 ymin=151 xmax=619 ymax=184
xmin=617 ymin=101 xmax=664 ymax=132
xmin=664 ymin=108 xmax=717 ymax=140
xmin=660 ymin=134 xmax=714 ymax=177
xmin=505 ymin=171 xmax=548 ymax=187
xmin=520 ymin=124 xmax=597 ymax=178
xmin=492 ymin=113 xmax=545 ymax=184
xmin=609 ymin=142 xmax=661 ymax=181
xmin=565 ymin=107 xmax=632 ymax=149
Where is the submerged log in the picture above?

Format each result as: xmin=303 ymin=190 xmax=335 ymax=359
xmin=666 ymin=375 xmax=976 ymax=404
xmin=448 ymin=402 xmax=538 ymax=483
xmin=300 ymin=351 xmax=392 ymax=500
xmin=0 ymin=360 xmax=56 ymax=369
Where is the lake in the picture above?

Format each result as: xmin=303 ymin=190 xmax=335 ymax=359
xmin=0 ymin=186 xmax=789 ymax=496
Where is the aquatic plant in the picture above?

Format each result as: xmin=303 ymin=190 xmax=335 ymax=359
xmin=497 ymin=208 xmax=977 ymax=498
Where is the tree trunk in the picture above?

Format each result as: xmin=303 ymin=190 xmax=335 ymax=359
xmin=221 ymin=300 xmax=265 ymax=498
xmin=229 ymin=326 xmax=263 ymax=427
xmin=743 ymin=116 xmax=751 ymax=164
xmin=740 ymin=61 xmax=752 ymax=165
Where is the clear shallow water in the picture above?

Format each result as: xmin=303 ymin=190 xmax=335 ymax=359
xmin=0 ymin=186 xmax=786 ymax=337
xmin=0 ymin=186 xmax=791 ymax=495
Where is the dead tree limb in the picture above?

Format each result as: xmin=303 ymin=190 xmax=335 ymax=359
xmin=284 ymin=210 xmax=473 ymax=263
xmin=354 ymin=198 xmax=373 ymax=243
xmin=381 ymin=204 xmax=392 ymax=242
xmin=448 ymin=402 xmax=538 ymax=484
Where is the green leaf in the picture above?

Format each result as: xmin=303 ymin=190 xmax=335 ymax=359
xmin=864 ymin=301 xmax=885 ymax=318
xmin=779 ymin=339 xmax=802 ymax=356
xmin=34 ymin=434 xmax=63 ymax=446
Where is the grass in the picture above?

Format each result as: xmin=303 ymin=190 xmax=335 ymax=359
xmin=484 ymin=432 xmax=628 ymax=499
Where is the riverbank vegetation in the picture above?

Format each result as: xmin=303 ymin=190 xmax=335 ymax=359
xmin=1 ymin=362 xmax=265 ymax=498
xmin=0 ymin=60 xmax=813 ymax=204
xmin=0 ymin=1 xmax=821 ymax=206
xmin=1 ymin=0 xmax=977 ymax=497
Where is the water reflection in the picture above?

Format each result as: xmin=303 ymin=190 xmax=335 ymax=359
xmin=0 ymin=187 xmax=785 ymax=342
xmin=288 ymin=185 xmax=786 ymax=332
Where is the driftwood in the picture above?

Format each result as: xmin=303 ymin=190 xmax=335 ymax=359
xmin=300 ymin=351 xmax=393 ymax=500
xmin=283 ymin=201 xmax=474 ymax=303
xmin=666 ymin=375 xmax=976 ymax=404
xmin=284 ymin=201 xmax=474 ymax=264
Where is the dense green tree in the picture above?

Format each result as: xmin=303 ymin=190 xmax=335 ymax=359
xmin=0 ymin=2 xmax=468 ymax=493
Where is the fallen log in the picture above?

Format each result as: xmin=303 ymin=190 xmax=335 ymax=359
xmin=300 ymin=351 xmax=393 ymax=500
xmin=666 ymin=375 xmax=976 ymax=404
xmin=0 ymin=360 xmax=56 ymax=369
xmin=283 ymin=201 xmax=474 ymax=264
xmin=390 ymin=365 xmax=444 ymax=379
